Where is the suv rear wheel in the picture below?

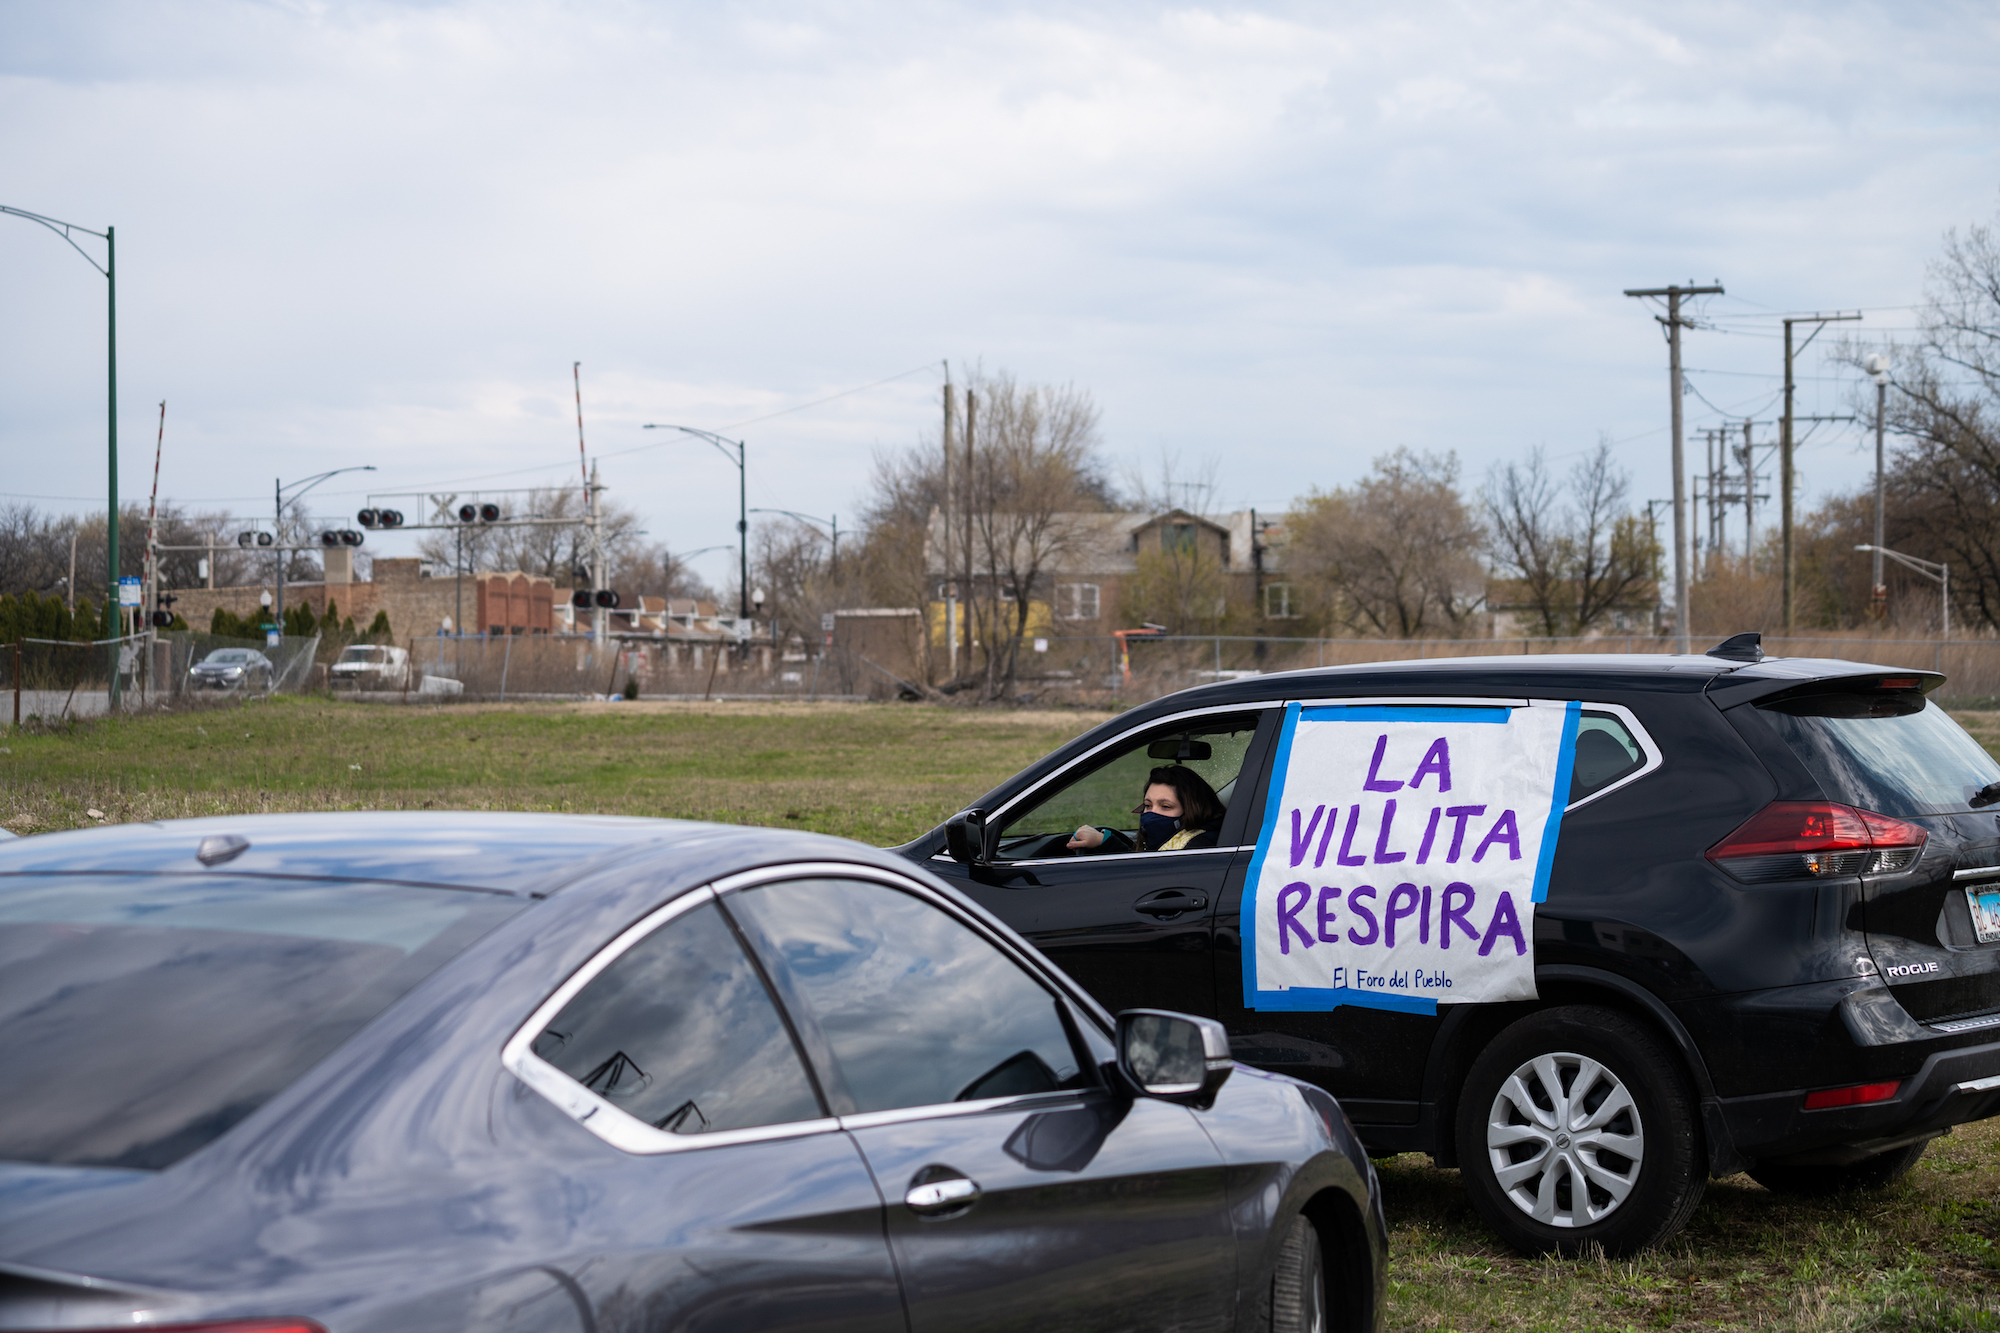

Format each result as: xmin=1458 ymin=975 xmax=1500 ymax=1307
xmin=1456 ymin=1005 xmax=1705 ymax=1256
xmin=1748 ymin=1140 xmax=1929 ymax=1196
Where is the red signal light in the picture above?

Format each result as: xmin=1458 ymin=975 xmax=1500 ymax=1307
xmin=1802 ymin=1080 xmax=1899 ymax=1110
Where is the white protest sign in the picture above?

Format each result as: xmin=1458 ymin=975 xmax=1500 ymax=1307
xmin=1242 ymin=701 xmax=1579 ymax=1015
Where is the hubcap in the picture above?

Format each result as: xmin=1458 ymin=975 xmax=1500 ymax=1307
xmin=1485 ymin=1051 xmax=1644 ymax=1228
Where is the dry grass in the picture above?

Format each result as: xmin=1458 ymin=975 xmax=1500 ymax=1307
xmin=0 ymin=695 xmax=1112 ymax=845
xmin=1379 ymin=1118 xmax=2000 ymax=1331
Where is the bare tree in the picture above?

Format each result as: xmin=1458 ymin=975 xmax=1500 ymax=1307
xmin=860 ymin=369 xmax=1114 ymax=698
xmin=612 ymin=541 xmax=714 ymax=603
xmin=1829 ymin=215 xmax=2000 ymax=630
xmin=963 ymin=372 xmax=1107 ymax=698
xmin=1287 ymin=449 xmax=1487 ymax=638
xmin=1485 ymin=441 xmax=1656 ymax=636
xmin=414 ymin=486 xmax=644 ymax=590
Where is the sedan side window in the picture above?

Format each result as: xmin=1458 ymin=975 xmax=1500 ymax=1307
xmin=727 ymin=878 xmax=1092 ymax=1114
xmin=529 ymin=900 xmax=822 ymax=1135
xmin=992 ymin=712 xmax=1266 ymax=860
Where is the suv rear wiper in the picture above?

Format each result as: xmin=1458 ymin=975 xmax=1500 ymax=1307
xmin=1971 ymin=782 xmax=2000 ymax=809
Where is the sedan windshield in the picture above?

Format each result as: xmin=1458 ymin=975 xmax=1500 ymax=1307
xmin=204 ymin=650 xmax=255 ymax=665
xmin=337 ymin=647 xmax=384 ymax=663
xmin=0 ymin=874 xmax=525 ymax=1169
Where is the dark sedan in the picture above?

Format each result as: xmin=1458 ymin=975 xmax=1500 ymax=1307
xmin=0 ymin=813 xmax=1386 ymax=1333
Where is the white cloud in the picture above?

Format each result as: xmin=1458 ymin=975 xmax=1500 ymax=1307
xmin=1 ymin=0 xmax=1996 ymax=589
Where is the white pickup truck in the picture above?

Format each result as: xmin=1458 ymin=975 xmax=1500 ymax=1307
xmin=329 ymin=644 xmax=412 ymax=690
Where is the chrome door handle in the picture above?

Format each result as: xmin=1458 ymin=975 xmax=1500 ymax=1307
xmin=905 ymin=1176 xmax=980 ymax=1215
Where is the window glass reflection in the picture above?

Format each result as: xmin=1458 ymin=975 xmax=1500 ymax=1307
xmin=532 ymin=901 xmax=821 ymax=1134
xmin=728 ymin=879 xmax=1088 ymax=1113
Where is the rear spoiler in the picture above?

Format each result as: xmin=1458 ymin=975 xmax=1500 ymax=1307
xmin=1704 ymin=658 xmax=1945 ymax=710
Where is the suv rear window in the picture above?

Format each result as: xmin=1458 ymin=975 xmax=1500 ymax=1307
xmin=0 ymin=874 xmax=526 ymax=1170
xmin=1756 ymin=693 xmax=2000 ymax=817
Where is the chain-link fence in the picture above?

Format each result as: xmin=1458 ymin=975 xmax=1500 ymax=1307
xmin=1010 ymin=632 xmax=2000 ymax=708
xmin=372 ymin=635 xmax=871 ymax=702
xmin=19 ymin=629 xmax=1998 ymax=718
xmin=3 ymin=632 xmax=322 ymax=723
xmin=314 ymin=631 xmax=2000 ymax=707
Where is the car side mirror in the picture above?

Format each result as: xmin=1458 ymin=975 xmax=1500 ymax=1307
xmin=1115 ymin=1009 xmax=1232 ymax=1109
xmin=943 ymin=808 xmax=989 ymax=863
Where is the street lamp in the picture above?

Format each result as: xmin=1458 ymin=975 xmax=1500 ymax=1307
xmin=641 ymin=424 xmax=749 ymax=619
xmin=1865 ymin=354 xmax=1892 ymax=615
xmin=748 ymin=508 xmax=841 ymax=580
xmin=3 ymin=205 xmax=117 ymax=694
xmin=273 ymin=467 xmax=376 ymax=626
xmin=1854 ymin=544 xmax=1948 ymax=638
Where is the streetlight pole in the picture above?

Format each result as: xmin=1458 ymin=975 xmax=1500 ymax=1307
xmin=2 ymin=205 xmax=118 ymax=693
xmin=272 ymin=466 xmax=377 ymax=628
xmin=748 ymin=508 xmax=840 ymax=580
xmin=642 ymin=424 xmax=750 ymax=620
xmin=1855 ymin=545 xmax=1947 ymax=639
xmin=1866 ymin=355 xmax=1891 ymax=615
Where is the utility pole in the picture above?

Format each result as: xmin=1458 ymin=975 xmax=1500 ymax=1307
xmin=942 ymin=366 xmax=957 ymax=678
xmin=588 ymin=461 xmax=606 ymax=647
xmin=1779 ymin=311 xmax=1861 ymax=630
xmin=962 ymin=389 xmax=975 ymax=675
xmin=1624 ymin=282 xmax=1724 ymax=653
xmin=1742 ymin=419 xmax=1756 ymax=569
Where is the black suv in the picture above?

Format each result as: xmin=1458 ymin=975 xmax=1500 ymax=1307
xmin=897 ymin=639 xmax=2000 ymax=1255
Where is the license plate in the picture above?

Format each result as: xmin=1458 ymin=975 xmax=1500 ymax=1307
xmin=1969 ymin=886 xmax=2000 ymax=945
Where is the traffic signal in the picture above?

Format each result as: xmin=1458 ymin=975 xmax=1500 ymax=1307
xmin=479 ymin=503 xmax=500 ymax=522
xmin=571 ymin=590 xmax=593 ymax=609
xmin=458 ymin=504 xmax=478 ymax=523
xmin=357 ymin=508 xmax=379 ymax=527
xmin=593 ymin=589 xmax=621 ymax=609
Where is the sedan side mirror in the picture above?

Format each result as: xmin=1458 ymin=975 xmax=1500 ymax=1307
xmin=1115 ymin=1009 xmax=1232 ymax=1109
xmin=943 ymin=808 xmax=989 ymax=864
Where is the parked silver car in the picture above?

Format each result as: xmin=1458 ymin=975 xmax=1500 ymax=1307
xmin=187 ymin=648 xmax=273 ymax=692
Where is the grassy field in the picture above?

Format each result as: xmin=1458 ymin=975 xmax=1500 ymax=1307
xmin=1378 ymin=1120 xmax=2000 ymax=1331
xmin=3 ymin=696 xmax=1999 ymax=1330
xmin=0 ymin=695 xmax=1112 ymax=843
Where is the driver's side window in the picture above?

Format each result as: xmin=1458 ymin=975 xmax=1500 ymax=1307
xmin=993 ymin=712 xmax=1268 ymax=860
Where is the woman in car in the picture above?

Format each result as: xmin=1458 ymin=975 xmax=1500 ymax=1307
xmin=1067 ymin=765 xmax=1226 ymax=854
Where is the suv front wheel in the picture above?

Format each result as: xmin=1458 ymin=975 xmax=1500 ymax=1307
xmin=1456 ymin=1005 xmax=1705 ymax=1256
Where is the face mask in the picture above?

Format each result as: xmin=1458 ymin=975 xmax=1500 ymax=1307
xmin=1140 ymin=811 xmax=1182 ymax=847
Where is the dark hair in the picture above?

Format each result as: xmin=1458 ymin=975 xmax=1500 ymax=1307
xmin=1139 ymin=765 xmax=1225 ymax=829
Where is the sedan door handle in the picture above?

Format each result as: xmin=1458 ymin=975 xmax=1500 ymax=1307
xmin=1134 ymin=888 xmax=1208 ymax=918
xmin=905 ymin=1175 xmax=980 ymax=1215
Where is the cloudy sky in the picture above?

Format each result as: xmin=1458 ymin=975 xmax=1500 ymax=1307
xmin=3 ymin=0 xmax=1997 ymax=591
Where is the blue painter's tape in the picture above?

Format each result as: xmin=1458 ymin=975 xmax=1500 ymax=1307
xmin=1240 ymin=701 xmax=1301 ymax=1008
xmin=1252 ymin=987 xmax=1439 ymax=1015
xmin=1299 ymin=705 xmax=1512 ymax=723
xmin=1531 ymin=702 xmax=1580 ymax=904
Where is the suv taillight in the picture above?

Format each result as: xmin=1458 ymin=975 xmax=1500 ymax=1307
xmin=1706 ymin=801 xmax=1927 ymax=883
